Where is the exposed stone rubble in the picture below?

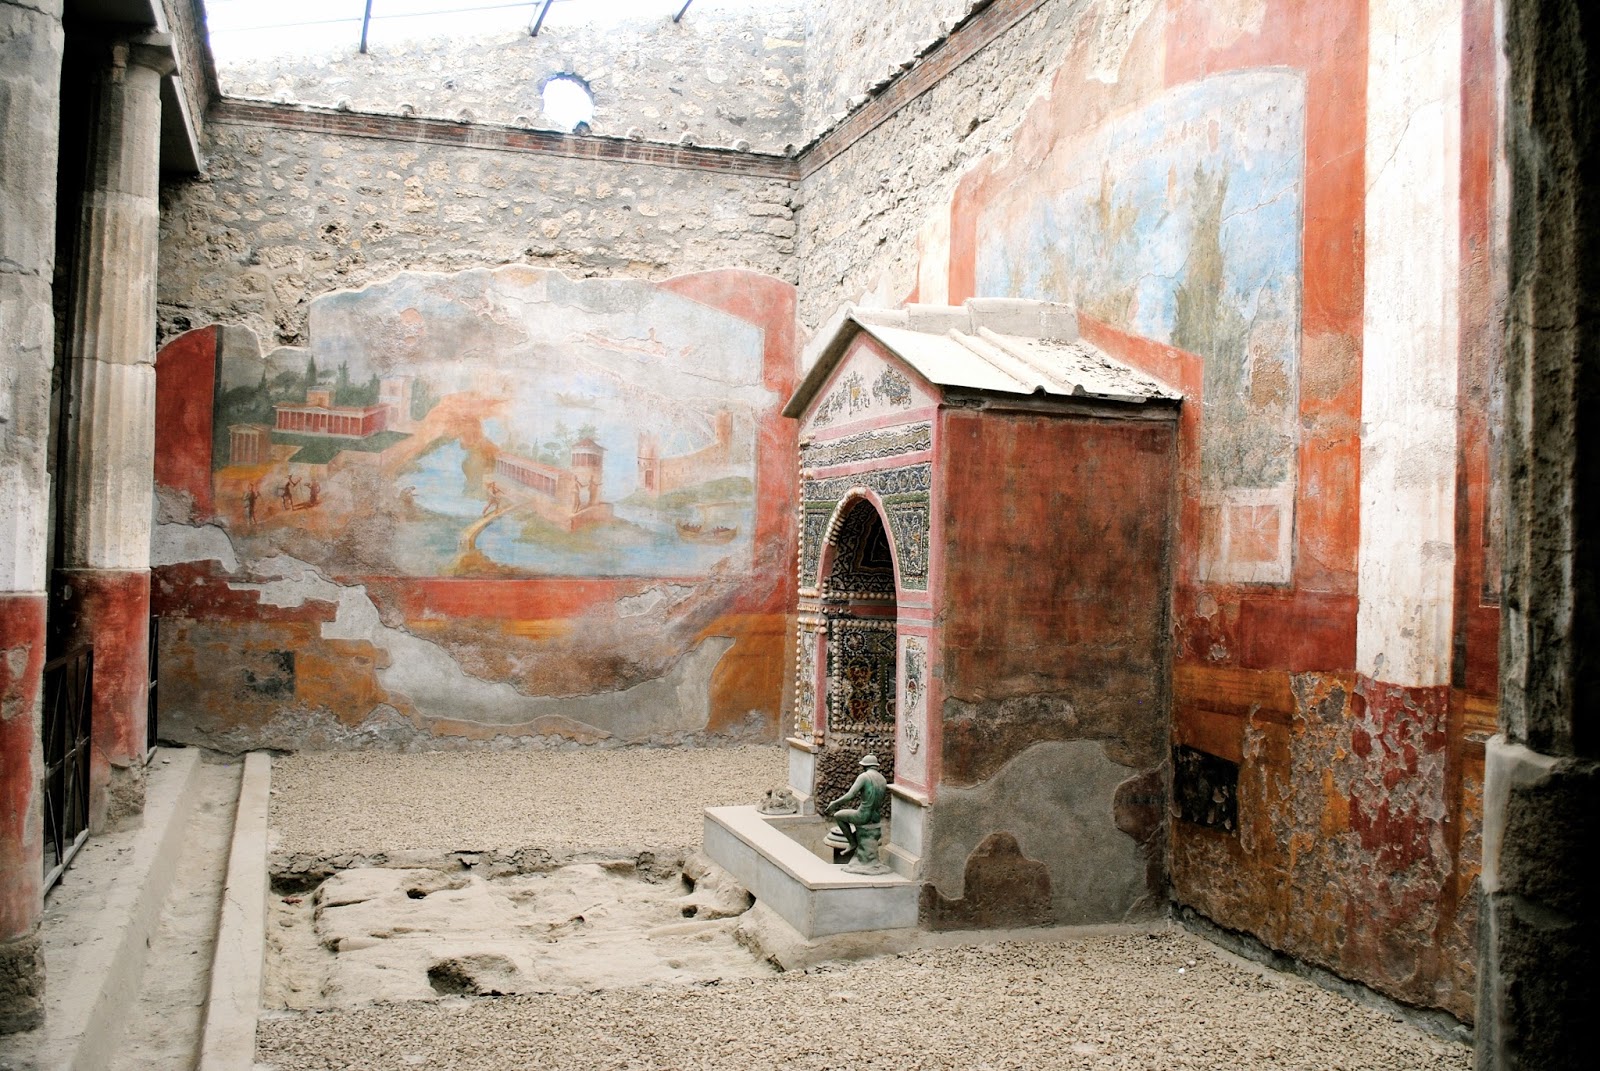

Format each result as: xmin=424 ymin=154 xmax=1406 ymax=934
xmin=157 ymin=126 xmax=799 ymax=349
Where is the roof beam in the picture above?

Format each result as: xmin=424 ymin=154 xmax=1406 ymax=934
xmin=531 ymin=0 xmax=555 ymax=35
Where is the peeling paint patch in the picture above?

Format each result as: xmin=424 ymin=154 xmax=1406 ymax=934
xmin=224 ymin=556 xmax=730 ymax=741
xmin=925 ymin=740 xmax=1158 ymax=926
xmin=152 ymin=522 xmax=241 ymax=572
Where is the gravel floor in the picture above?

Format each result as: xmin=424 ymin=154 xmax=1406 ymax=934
xmin=256 ymin=930 xmax=1469 ymax=1070
xmin=269 ymin=745 xmax=788 ymax=855
xmin=266 ymin=748 xmax=1468 ymax=1069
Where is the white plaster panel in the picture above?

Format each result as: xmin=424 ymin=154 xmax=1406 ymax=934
xmin=1357 ymin=0 xmax=1464 ymax=688
xmin=787 ymin=738 xmax=817 ymax=801
xmin=915 ymin=212 xmax=950 ymax=307
xmin=890 ymin=793 xmax=926 ymax=859
xmin=151 ymin=522 xmax=240 ymax=573
xmin=802 ymin=340 xmax=936 ymax=435
xmin=810 ymin=885 xmax=918 ymax=936
xmin=895 ymin=633 xmax=930 ymax=787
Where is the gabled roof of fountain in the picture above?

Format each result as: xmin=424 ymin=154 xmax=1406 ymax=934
xmin=783 ymin=299 xmax=1183 ymax=418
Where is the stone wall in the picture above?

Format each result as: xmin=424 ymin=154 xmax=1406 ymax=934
xmin=163 ymin=0 xmax=212 ymax=145
xmin=794 ymin=0 xmax=1083 ymax=331
xmin=802 ymin=0 xmax=977 ymax=138
xmin=216 ymin=2 xmax=805 ymax=153
xmin=157 ymin=113 xmax=798 ymax=350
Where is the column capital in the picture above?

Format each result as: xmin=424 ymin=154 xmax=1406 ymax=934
xmin=125 ymin=32 xmax=176 ymax=77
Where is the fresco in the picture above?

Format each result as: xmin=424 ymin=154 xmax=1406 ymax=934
xmin=801 ymin=341 xmax=936 ymax=436
xmin=209 ymin=267 xmax=772 ymax=580
xmin=976 ymin=70 xmax=1305 ymax=583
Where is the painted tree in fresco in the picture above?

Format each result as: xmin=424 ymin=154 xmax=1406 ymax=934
xmin=211 ymin=363 xmax=313 ymax=469
xmin=331 ymin=361 xmax=380 ymax=407
xmin=1174 ymin=165 xmax=1292 ymax=493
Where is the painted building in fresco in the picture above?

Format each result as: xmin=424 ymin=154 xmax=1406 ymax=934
xmin=154 ymin=267 xmax=798 ymax=751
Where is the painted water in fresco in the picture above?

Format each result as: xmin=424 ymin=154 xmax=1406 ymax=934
xmin=976 ymin=70 xmax=1306 ymax=497
xmin=209 ymin=267 xmax=773 ymax=578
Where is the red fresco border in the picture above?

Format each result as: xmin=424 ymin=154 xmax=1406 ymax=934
xmin=0 ymin=595 xmax=46 ymax=940
xmin=1453 ymin=0 xmax=1504 ymax=700
xmin=154 ymin=325 xmax=220 ymax=517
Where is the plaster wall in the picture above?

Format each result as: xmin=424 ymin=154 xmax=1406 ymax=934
xmin=791 ymin=0 xmax=1503 ymax=1019
xmin=927 ymin=408 xmax=1174 ymax=928
xmin=157 ymin=118 xmax=797 ymax=351
xmin=216 ymin=3 xmax=805 ymax=152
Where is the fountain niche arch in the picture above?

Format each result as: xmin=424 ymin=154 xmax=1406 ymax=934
xmin=814 ymin=495 xmax=898 ymax=809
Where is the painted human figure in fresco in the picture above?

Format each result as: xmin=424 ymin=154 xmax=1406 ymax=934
xmin=243 ymin=484 xmax=259 ymax=528
xmin=306 ymin=480 xmax=321 ymax=508
xmin=483 ymin=481 xmax=504 ymax=517
xmin=278 ymin=476 xmax=300 ymax=511
xmin=825 ymin=753 xmax=888 ymax=864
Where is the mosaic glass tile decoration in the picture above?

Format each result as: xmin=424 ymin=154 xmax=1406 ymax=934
xmin=826 ymin=618 xmax=898 ymax=734
xmin=800 ymin=462 xmax=933 ymax=591
xmin=825 ymin=499 xmax=897 ymax=598
xmin=800 ymin=421 xmax=932 ymax=469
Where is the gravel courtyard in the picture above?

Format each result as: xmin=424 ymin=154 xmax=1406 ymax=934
xmin=269 ymin=745 xmax=788 ymax=855
xmin=262 ymin=746 xmax=1471 ymax=1071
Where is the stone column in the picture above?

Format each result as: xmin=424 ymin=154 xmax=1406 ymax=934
xmin=0 ymin=0 xmax=64 ymax=1036
xmin=53 ymin=33 xmax=173 ymax=834
xmin=1478 ymin=1 xmax=1600 ymax=1067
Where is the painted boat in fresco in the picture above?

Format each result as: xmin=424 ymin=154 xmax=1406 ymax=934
xmin=675 ymin=522 xmax=738 ymax=544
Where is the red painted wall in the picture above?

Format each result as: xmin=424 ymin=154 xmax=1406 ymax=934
xmin=929 ymin=407 xmax=1177 ymax=924
xmin=930 ymin=0 xmax=1494 ymax=1018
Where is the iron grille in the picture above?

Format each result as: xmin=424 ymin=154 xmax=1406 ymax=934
xmin=146 ymin=615 xmax=159 ymax=758
xmin=42 ymin=645 xmax=92 ymax=893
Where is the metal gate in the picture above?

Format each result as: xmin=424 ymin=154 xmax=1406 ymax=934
xmin=42 ymin=646 xmax=92 ymax=893
xmin=146 ymin=615 xmax=159 ymax=757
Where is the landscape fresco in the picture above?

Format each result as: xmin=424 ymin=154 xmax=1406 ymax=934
xmin=209 ymin=266 xmax=773 ymax=579
xmin=975 ymin=70 xmax=1306 ymax=583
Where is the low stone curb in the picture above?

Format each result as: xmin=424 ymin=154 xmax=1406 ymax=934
xmin=0 ymin=747 xmax=202 ymax=1071
xmin=198 ymin=752 xmax=271 ymax=1071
